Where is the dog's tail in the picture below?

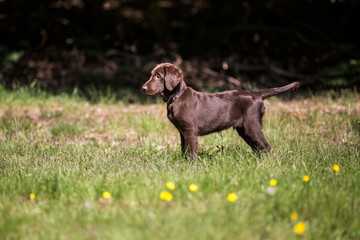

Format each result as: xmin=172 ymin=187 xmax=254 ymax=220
xmin=256 ymin=81 xmax=300 ymax=99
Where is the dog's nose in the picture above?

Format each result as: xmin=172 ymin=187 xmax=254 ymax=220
xmin=142 ymin=85 xmax=148 ymax=92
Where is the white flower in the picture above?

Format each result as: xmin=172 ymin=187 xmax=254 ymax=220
xmin=266 ymin=186 xmax=276 ymax=196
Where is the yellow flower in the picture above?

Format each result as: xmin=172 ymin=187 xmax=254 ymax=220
xmin=293 ymin=222 xmax=306 ymax=235
xmin=166 ymin=182 xmax=175 ymax=190
xmin=269 ymin=179 xmax=277 ymax=186
xmin=189 ymin=184 xmax=199 ymax=192
xmin=333 ymin=164 xmax=340 ymax=172
xmin=227 ymin=193 xmax=238 ymax=202
xmin=290 ymin=212 xmax=298 ymax=221
xmin=159 ymin=191 xmax=173 ymax=202
xmin=29 ymin=193 xmax=36 ymax=200
xmin=303 ymin=175 xmax=310 ymax=182
xmin=102 ymin=191 xmax=111 ymax=199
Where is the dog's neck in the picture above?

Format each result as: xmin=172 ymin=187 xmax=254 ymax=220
xmin=168 ymin=88 xmax=185 ymax=105
xmin=163 ymin=81 xmax=187 ymax=104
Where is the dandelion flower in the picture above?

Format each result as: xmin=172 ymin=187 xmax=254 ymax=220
xmin=303 ymin=175 xmax=310 ymax=182
xmin=159 ymin=191 xmax=173 ymax=202
xmin=189 ymin=184 xmax=199 ymax=192
xmin=227 ymin=193 xmax=238 ymax=202
xmin=102 ymin=191 xmax=111 ymax=199
xmin=166 ymin=182 xmax=175 ymax=190
xmin=29 ymin=193 xmax=36 ymax=200
xmin=293 ymin=222 xmax=306 ymax=235
xmin=333 ymin=164 xmax=340 ymax=172
xmin=290 ymin=212 xmax=298 ymax=221
xmin=269 ymin=179 xmax=277 ymax=186
xmin=84 ymin=201 xmax=92 ymax=209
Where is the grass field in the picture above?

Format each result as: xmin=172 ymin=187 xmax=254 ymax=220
xmin=0 ymin=85 xmax=359 ymax=240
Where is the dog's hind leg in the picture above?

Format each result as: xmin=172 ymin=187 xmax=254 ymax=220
xmin=236 ymin=124 xmax=271 ymax=153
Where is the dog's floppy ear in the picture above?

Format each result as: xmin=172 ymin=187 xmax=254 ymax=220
xmin=164 ymin=65 xmax=183 ymax=91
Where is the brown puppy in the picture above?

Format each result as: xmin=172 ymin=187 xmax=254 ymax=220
xmin=142 ymin=63 xmax=300 ymax=159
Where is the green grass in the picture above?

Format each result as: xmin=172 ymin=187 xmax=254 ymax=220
xmin=50 ymin=123 xmax=83 ymax=137
xmin=0 ymin=86 xmax=359 ymax=239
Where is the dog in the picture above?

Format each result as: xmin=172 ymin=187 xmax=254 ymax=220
xmin=142 ymin=63 xmax=300 ymax=159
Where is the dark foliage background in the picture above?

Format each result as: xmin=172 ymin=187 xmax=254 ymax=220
xmin=1 ymin=0 xmax=359 ymax=96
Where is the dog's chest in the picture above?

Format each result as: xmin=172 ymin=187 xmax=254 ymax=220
xmin=167 ymin=104 xmax=183 ymax=130
xmin=167 ymin=105 xmax=176 ymax=122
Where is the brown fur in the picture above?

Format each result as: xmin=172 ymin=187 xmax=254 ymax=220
xmin=142 ymin=63 xmax=300 ymax=159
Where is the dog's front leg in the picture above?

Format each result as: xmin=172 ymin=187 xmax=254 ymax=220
xmin=180 ymin=133 xmax=185 ymax=154
xmin=182 ymin=131 xmax=198 ymax=159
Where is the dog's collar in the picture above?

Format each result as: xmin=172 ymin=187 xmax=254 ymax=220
xmin=168 ymin=88 xmax=185 ymax=105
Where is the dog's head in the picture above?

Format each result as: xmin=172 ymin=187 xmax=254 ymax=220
xmin=142 ymin=63 xmax=184 ymax=100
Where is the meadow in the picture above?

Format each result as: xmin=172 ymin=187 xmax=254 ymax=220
xmin=0 ymin=85 xmax=359 ymax=240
